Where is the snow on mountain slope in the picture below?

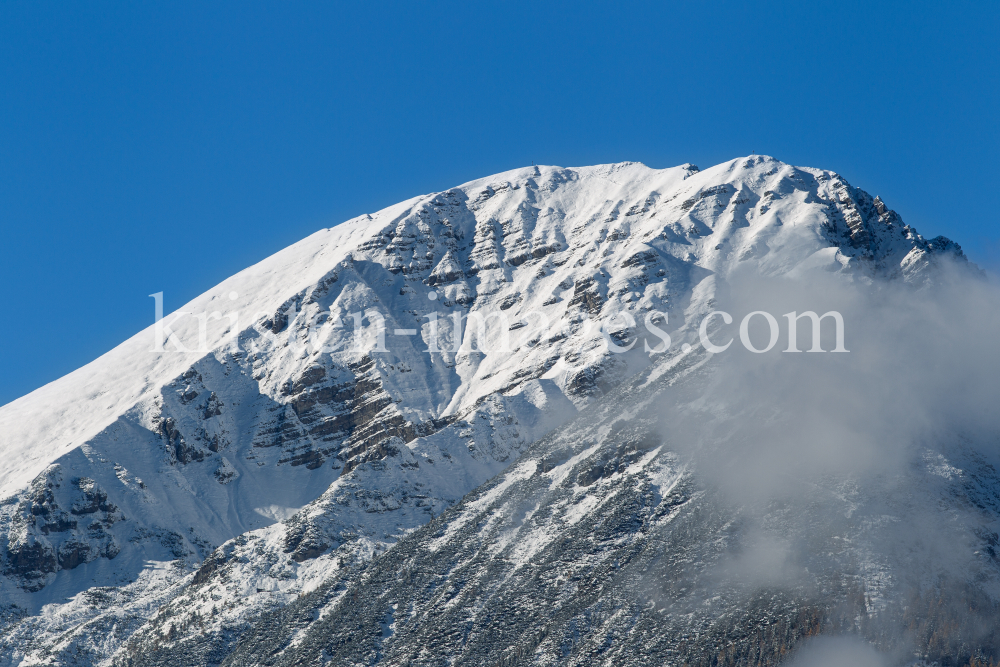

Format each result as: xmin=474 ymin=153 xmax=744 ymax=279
xmin=206 ymin=292 xmax=1000 ymax=667
xmin=0 ymin=205 xmax=408 ymax=500
xmin=0 ymin=156 xmax=971 ymax=665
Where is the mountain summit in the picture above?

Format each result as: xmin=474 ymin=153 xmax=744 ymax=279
xmin=0 ymin=156 xmax=980 ymax=665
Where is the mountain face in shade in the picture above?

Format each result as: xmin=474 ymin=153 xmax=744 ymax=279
xmin=0 ymin=156 xmax=980 ymax=666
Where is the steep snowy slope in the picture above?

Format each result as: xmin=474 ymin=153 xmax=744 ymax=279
xmin=0 ymin=156 xmax=970 ymax=665
xmin=205 ymin=297 xmax=1000 ymax=667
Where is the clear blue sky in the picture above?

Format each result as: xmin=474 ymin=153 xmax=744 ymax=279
xmin=1 ymin=1 xmax=998 ymax=406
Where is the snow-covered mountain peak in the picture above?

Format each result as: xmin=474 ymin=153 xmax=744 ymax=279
xmin=0 ymin=156 xmax=974 ymax=665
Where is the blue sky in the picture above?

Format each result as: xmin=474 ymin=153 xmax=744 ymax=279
xmin=1 ymin=1 xmax=998 ymax=406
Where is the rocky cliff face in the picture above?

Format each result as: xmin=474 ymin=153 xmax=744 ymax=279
xmin=0 ymin=156 xmax=976 ymax=665
xmin=206 ymin=347 xmax=1000 ymax=667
